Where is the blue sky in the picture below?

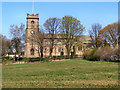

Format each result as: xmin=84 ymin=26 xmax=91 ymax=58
xmin=2 ymin=2 xmax=118 ymax=38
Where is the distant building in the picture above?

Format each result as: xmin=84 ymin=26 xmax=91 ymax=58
xmin=6 ymin=54 xmax=19 ymax=58
xmin=24 ymin=13 xmax=91 ymax=58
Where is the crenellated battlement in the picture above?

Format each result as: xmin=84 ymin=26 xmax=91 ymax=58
xmin=27 ymin=13 xmax=39 ymax=19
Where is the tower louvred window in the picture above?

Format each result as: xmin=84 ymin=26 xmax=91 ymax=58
xmin=30 ymin=48 xmax=34 ymax=55
xmin=31 ymin=21 xmax=34 ymax=23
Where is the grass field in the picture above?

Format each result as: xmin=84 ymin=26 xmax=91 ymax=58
xmin=2 ymin=59 xmax=118 ymax=88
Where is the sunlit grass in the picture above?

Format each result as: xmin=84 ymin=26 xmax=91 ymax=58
xmin=2 ymin=59 xmax=118 ymax=88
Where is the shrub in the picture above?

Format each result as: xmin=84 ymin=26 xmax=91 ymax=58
xmin=43 ymin=57 xmax=51 ymax=62
xmin=64 ymin=55 xmax=70 ymax=59
xmin=73 ymin=54 xmax=79 ymax=58
xmin=2 ymin=56 xmax=14 ymax=63
xmin=24 ymin=58 xmax=30 ymax=62
xmin=29 ymin=58 xmax=40 ymax=62
xmin=83 ymin=46 xmax=119 ymax=62
xmin=97 ymin=46 xmax=119 ymax=62
xmin=2 ymin=56 xmax=9 ymax=60
xmin=2 ymin=56 xmax=10 ymax=63
xmin=83 ymin=48 xmax=100 ymax=61
xmin=52 ymin=56 xmax=56 ymax=60
xmin=20 ymin=57 xmax=40 ymax=62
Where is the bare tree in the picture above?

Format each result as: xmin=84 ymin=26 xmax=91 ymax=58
xmin=98 ymin=22 xmax=118 ymax=47
xmin=89 ymin=23 xmax=102 ymax=48
xmin=28 ymin=27 xmax=45 ymax=61
xmin=43 ymin=17 xmax=61 ymax=57
xmin=1 ymin=35 xmax=8 ymax=56
xmin=9 ymin=23 xmax=25 ymax=61
xmin=0 ymin=34 xmax=13 ymax=56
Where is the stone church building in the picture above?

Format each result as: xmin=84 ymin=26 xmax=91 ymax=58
xmin=24 ymin=13 xmax=91 ymax=58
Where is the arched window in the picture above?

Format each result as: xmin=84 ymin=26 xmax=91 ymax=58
xmin=30 ymin=48 xmax=34 ymax=55
xmin=78 ymin=45 xmax=82 ymax=51
xmin=58 ymin=47 xmax=63 ymax=52
xmin=31 ymin=21 xmax=35 ymax=24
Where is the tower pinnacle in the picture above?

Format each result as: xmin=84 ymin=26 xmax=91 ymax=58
xmin=32 ymin=0 xmax=34 ymax=14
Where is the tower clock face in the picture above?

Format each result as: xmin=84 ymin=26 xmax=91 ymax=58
xmin=31 ymin=30 xmax=34 ymax=34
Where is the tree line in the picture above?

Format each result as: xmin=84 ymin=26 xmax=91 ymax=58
xmin=1 ymin=15 xmax=119 ymax=61
xmin=84 ymin=22 xmax=119 ymax=61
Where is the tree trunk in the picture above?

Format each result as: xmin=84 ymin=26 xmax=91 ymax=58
xmin=66 ymin=44 xmax=71 ymax=58
xmin=50 ymin=48 xmax=53 ymax=58
xmin=15 ymin=52 xmax=17 ymax=62
xmin=40 ymin=47 xmax=43 ymax=61
xmin=49 ymin=37 xmax=54 ymax=58
xmin=67 ymin=48 xmax=70 ymax=58
xmin=73 ymin=46 xmax=76 ymax=55
xmin=38 ymin=47 xmax=41 ymax=61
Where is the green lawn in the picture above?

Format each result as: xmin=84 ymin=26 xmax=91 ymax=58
xmin=2 ymin=59 xmax=118 ymax=88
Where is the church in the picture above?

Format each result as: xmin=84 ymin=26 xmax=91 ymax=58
xmin=24 ymin=13 xmax=91 ymax=58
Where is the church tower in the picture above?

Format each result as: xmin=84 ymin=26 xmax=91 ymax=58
xmin=24 ymin=13 xmax=39 ymax=57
